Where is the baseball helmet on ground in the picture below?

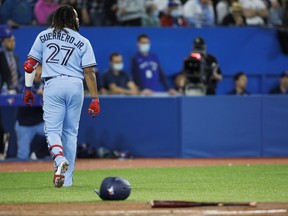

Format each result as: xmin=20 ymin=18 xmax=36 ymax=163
xmin=95 ymin=177 xmax=131 ymax=201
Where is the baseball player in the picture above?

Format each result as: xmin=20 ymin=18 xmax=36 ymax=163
xmin=22 ymin=5 xmax=100 ymax=188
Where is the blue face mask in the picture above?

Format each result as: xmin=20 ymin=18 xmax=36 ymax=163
xmin=152 ymin=11 xmax=159 ymax=17
xmin=112 ymin=63 xmax=124 ymax=71
xmin=139 ymin=43 xmax=151 ymax=53
xmin=171 ymin=10 xmax=181 ymax=18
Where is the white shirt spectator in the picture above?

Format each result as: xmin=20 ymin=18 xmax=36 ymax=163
xmin=239 ymin=0 xmax=268 ymax=25
xmin=216 ymin=0 xmax=230 ymax=24
xmin=146 ymin=0 xmax=169 ymax=12
xmin=183 ymin=0 xmax=215 ymax=27
xmin=117 ymin=0 xmax=145 ymax=23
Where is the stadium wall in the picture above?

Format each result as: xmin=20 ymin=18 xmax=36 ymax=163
xmin=1 ymin=95 xmax=288 ymax=158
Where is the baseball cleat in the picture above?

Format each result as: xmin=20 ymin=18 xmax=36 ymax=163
xmin=53 ymin=161 xmax=69 ymax=188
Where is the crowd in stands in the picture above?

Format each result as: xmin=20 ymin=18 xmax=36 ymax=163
xmin=0 ymin=0 xmax=287 ymax=27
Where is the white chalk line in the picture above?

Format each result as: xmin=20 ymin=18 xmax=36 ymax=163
xmin=0 ymin=209 xmax=287 ymax=216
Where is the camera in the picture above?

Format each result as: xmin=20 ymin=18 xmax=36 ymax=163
xmin=182 ymin=51 xmax=210 ymax=95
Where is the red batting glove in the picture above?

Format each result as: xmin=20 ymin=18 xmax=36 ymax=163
xmin=22 ymin=87 xmax=34 ymax=106
xmin=88 ymin=98 xmax=100 ymax=118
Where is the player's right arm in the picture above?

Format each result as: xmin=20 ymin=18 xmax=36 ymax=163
xmin=23 ymin=33 xmax=42 ymax=106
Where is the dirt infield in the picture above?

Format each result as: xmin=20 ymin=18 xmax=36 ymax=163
xmin=1 ymin=157 xmax=288 ymax=172
xmin=0 ymin=158 xmax=288 ymax=216
xmin=1 ymin=202 xmax=288 ymax=216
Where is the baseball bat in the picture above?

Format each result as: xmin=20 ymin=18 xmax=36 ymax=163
xmin=151 ymin=200 xmax=257 ymax=208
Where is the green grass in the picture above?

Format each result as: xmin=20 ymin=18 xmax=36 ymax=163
xmin=0 ymin=164 xmax=288 ymax=204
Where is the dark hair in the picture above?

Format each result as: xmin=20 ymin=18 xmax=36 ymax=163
xmin=193 ymin=37 xmax=205 ymax=50
xmin=51 ymin=5 xmax=79 ymax=33
xmin=280 ymin=70 xmax=288 ymax=78
xmin=234 ymin=72 xmax=246 ymax=81
xmin=137 ymin=34 xmax=149 ymax=42
xmin=109 ymin=52 xmax=121 ymax=61
xmin=146 ymin=5 xmax=154 ymax=15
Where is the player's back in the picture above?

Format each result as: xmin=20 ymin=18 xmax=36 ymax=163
xmin=29 ymin=27 xmax=95 ymax=79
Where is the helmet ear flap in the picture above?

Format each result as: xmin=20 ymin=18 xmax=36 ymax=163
xmin=95 ymin=177 xmax=131 ymax=201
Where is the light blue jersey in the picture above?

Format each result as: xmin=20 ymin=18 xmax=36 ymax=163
xmin=28 ymin=28 xmax=96 ymax=79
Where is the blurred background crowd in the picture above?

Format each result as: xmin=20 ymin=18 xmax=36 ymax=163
xmin=0 ymin=0 xmax=287 ymax=28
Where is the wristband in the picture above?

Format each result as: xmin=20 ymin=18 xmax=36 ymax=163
xmin=92 ymin=98 xmax=99 ymax=103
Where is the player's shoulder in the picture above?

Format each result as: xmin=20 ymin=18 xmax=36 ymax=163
xmin=66 ymin=28 xmax=89 ymax=41
xmin=206 ymin=53 xmax=217 ymax=61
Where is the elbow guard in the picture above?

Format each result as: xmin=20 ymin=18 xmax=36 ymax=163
xmin=23 ymin=57 xmax=39 ymax=74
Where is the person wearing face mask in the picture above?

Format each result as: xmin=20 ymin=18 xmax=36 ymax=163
xmin=131 ymin=34 xmax=178 ymax=96
xmin=142 ymin=4 xmax=161 ymax=27
xmin=160 ymin=0 xmax=188 ymax=27
xmin=183 ymin=0 xmax=215 ymax=27
xmin=102 ymin=52 xmax=139 ymax=95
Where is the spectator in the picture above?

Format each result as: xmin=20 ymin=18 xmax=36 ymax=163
xmin=175 ymin=37 xmax=222 ymax=95
xmin=239 ymin=0 xmax=269 ymax=25
xmin=160 ymin=0 xmax=188 ymax=27
xmin=146 ymin=0 xmax=169 ymax=15
xmin=183 ymin=0 xmax=215 ymax=27
xmin=0 ymin=25 xmax=12 ymax=160
xmin=142 ymin=4 xmax=161 ymax=27
xmin=222 ymin=2 xmax=246 ymax=26
xmin=117 ymin=0 xmax=145 ymax=26
xmin=104 ymin=0 xmax=118 ymax=26
xmin=267 ymin=0 xmax=284 ymax=26
xmin=79 ymin=0 xmax=106 ymax=26
xmin=15 ymin=66 xmax=46 ymax=160
xmin=283 ymin=0 xmax=288 ymax=26
xmin=0 ymin=116 xmax=10 ymax=160
xmin=0 ymin=0 xmax=35 ymax=27
xmin=270 ymin=70 xmax=288 ymax=94
xmin=216 ymin=0 xmax=238 ymax=24
xmin=102 ymin=53 xmax=139 ymax=95
xmin=228 ymin=72 xmax=250 ymax=95
xmin=131 ymin=34 xmax=178 ymax=95
xmin=34 ymin=0 xmax=59 ymax=25
xmin=0 ymin=27 xmax=21 ymax=94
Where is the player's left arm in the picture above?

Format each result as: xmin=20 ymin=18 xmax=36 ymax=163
xmin=84 ymin=66 xmax=98 ymax=99
xmin=84 ymin=67 xmax=100 ymax=118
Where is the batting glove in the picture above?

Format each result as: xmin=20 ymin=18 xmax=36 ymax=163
xmin=88 ymin=98 xmax=100 ymax=118
xmin=22 ymin=86 xmax=34 ymax=106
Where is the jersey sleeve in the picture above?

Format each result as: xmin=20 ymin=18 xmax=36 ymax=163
xmin=28 ymin=33 xmax=43 ymax=63
xmin=82 ymin=39 xmax=97 ymax=69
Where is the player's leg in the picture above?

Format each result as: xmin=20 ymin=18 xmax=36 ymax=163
xmin=43 ymin=79 xmax=68 ymax=187
xmin=62 ymin=77 xmax=84 ymax=186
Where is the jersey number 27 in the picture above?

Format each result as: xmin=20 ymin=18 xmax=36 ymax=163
xmin=46 ymin=43 xmax=75 ymax=66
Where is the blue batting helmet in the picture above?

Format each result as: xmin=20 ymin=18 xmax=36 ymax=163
xmin=95 ymin=177 xmax=131 ymax=201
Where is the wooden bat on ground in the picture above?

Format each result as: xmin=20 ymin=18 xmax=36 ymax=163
xmin=150 ymin=200 xmax=257 ymax=208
